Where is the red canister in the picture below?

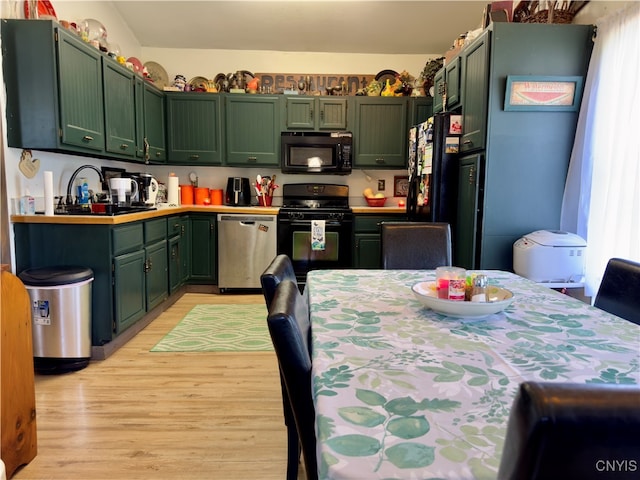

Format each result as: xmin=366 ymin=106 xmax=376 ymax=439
xmin=180 ymin=185 xmax=194 ymax=205
xmin=195 ymin=187 xmax=210 ymax=205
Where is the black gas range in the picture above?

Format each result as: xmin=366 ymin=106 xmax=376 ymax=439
xmin=277 ymin=183 xmax=353 ymax=285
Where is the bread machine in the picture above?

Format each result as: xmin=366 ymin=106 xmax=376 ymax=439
xmin=513 ymin=230 xmax=586 ymax=283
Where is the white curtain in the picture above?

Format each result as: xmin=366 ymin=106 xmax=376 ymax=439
xmin=561 ymin=2 xmax=640 ymax=297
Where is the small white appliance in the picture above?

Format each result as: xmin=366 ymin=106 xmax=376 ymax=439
xmin=513 ymin=230 xmax=586 ymax=283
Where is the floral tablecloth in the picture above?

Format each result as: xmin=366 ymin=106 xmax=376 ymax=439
xmin=307 ymin=270 xmax=640 ymax=480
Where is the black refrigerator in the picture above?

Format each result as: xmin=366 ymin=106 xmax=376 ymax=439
xmin=406 ymin=112 xmax=461 ymax=224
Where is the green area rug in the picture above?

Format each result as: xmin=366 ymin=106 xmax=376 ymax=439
xmin=151 ymin=304 xmax=272 ymax=352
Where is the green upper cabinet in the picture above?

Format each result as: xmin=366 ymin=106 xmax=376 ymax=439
xmin=409 ymin=96 xmax=433 ymax=126
xmin=432 ymin=68 xmax=445 ymax=113
xmin=225 ymin=95 xmax=280 ymax=166
xmin=459 ymin=29 xmax=490 ymax=154
xmin=135 ymin=78 xmax=167 ymax=163
xmin=1 ymin=19 xmax=105 ymax=155
xmin=351 ymin=96 xmax=408 ymax=168
xmin=103 ymin=59 xmax=136 ymax=159
xmin=445 ymin=56 xmax=462 ymax=109
xmin=166 ymin=93 xmax=223 ymax=165
xmin=283 ymin=96 xmax=348 ymax=131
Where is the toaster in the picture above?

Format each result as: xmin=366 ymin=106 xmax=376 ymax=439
xmin=513 ymin=230 xmax=586 ymax=283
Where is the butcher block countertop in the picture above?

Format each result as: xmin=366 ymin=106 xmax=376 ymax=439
xmin=11 ymin=205 xmax=405 ymax=225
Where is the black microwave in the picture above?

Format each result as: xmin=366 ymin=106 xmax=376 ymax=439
xmin=281 ymin=131 xmax=352 ymax=175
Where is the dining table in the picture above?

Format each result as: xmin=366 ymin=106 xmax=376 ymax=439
xmin=306 ymin=269 xmax=640 ymax=480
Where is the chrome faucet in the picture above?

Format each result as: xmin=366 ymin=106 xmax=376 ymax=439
xmin=66 ymin=165 xmax=110 ymax=205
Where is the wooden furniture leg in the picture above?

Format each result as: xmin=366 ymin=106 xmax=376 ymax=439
xmin=1 ymin=268 xmax=37 ymax=478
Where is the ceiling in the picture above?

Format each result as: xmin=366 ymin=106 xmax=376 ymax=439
xmin=112 ymin=1 xmax=488 ymax=55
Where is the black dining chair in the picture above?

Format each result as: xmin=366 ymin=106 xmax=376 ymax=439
xmin=594 ymin=257 xmax=640 ymax=326
xmin=260 ymin=254 xmax=302 ymax=480
xmin=267 ymin=280 xmax=317 ymax=480
xmin=380 ymin=222 xmax=452 ymax=269
xmin=498 ymin=381 xmax=640 ymax=480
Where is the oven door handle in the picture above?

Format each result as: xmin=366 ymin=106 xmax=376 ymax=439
xmin=287 ymin=220 xmax=342 ymax=227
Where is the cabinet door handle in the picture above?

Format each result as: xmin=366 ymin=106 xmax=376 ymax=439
xmin=82 ymin=135 xmax=94 ymax=143
xmin=119 ymin=143 xmax=129 ymax=150
xmin=310 ymin=108 xmax=314 ymax=120
xmin=463 ymin=140 xmax=473 ymax=145
xmin=189 ymin=154 xmax=200 ymax=160
xmin=469 ymin=166 xmax=476 ymax=185
xmin=247 ymin=156 xmax=257 ymax=163
xmin=143 ymin=259 xmax=150 ymax=273
xmin=375 ymin=158 xmax=385 ymax=164
xmin=155 ymin=151 xmax=162 ymax=157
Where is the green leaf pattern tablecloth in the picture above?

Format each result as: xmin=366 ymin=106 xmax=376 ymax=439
xmin=307 ymin=270 xmax=640 ymax=480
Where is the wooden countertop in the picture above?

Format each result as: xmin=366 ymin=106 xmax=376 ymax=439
xmin=11 ymin=205 xmax=405 ymax=225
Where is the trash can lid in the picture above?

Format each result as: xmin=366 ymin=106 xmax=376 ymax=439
xmin=18 ymin=266 xmax=94 ymax=286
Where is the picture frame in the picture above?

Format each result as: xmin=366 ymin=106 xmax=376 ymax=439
xmin=100 ymin=166 xmax=126 ymax=191
xmin=504 ymin=75 xmax=584 ymax=112
xmin=394 ymin=176 xmax=409 ymax=197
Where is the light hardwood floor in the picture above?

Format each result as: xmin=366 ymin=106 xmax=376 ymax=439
xmin=13 ymin=292 xmax=306 ymax=480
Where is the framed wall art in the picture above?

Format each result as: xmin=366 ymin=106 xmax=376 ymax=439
xmin=394 ymin=176 xmax=409 ymax=197
xmin=504 ymin=75 xmax=584 ymax=111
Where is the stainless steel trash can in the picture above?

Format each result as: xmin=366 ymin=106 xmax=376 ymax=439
xmin=19 ymin=266 xmax=93 ymax=373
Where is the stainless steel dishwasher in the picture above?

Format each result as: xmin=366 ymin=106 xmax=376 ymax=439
xmin=217 ymin=214 xmax=277 ymax=290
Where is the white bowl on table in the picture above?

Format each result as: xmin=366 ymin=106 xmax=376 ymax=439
xmin=412 ymin=282 xmax=515 ymax=318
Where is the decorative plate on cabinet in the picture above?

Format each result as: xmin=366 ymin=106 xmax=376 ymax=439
xmin=144 ymin=61 xmax=169 ymax=89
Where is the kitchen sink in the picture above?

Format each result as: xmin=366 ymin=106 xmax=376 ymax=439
xmin=50 ymin=204 xmax=157 ymax=216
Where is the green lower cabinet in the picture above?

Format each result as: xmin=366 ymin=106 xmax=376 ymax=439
xmin=353 ymin=214 xmax=406 ymax=268
xmin=189 ymin=215 xmax=217 ymax=283
xmin=145 ymin=240 xmax=168 ymax=311
xmin=354 ymin=233 xmax=383 ymax=269
xmin=113 ymin=250 xmax=146 ymax=335
xmin=168 ymin=236 xmax=181 ymax=293
xmin=455 ymin=154 xmax=482 ymax=269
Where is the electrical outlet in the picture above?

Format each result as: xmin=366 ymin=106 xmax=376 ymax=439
xmin=378 ymin=179 xmax=385 ymax=191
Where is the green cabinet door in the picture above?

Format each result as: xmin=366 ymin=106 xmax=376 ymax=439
xmin=57 ymin=26 xmax=105 ymax=153
xmin=455 ymin=153 xmax=482 ymax=269
xmin=460 ymin=30 xmax=490 ymax=153
xmin=167 ymin=215 xmax=190 ymax=292
xmin=284 ymin=96 xmax=348 ymax=130
xmin=113 ymin=250 xmax=146 ymax=335
xmin=103 ymin=59 xmax=136 ymax=159
xmin=168 ymin=236 xmax=181 ymax=293
xmin=145 ymin=240 xmax=168 ymax=311
xmin=225 ymin=95 xmax=280 ymax=166
xmin=135 ymin=79 xmax=167 ymax=163
xmin=432 ymin=68 xmax=445 ymax=114
xmin=166 ymin=93 xmax=223 ymax=164
xmin=189 ymin=215 xmax=216 ymax=283
xmin=353 ymin=234 xmax=383 ymax=269
xmin=445 ymin=56 xmax=462 ymax=109
xmin=352 ymin=97 xmax=408 ymax=168
xmin=409 ymin=97 xmax=433 ymax=126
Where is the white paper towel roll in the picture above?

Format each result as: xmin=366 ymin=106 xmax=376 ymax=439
xmin=44 ymin=170 xmax=54 ymax=216
xmin=167 ymin=174 xmax=179 ymax=206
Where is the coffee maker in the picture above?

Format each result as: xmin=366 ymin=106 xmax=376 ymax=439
xmin=130 ymin=173 xmax=159 ymax=205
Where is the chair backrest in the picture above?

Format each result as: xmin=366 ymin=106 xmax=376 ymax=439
xmin=260 ymin=254 xmax=297 ymax=308
xmin=267 ymin=280 xmax=317 ymax=480
xmin=594 ymin=257 xmax=640 ymax=325
xmin=498 ymin=381 xmax=640 ymax=480
xmin=381 ymin=222 xmax=452 ymax=269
